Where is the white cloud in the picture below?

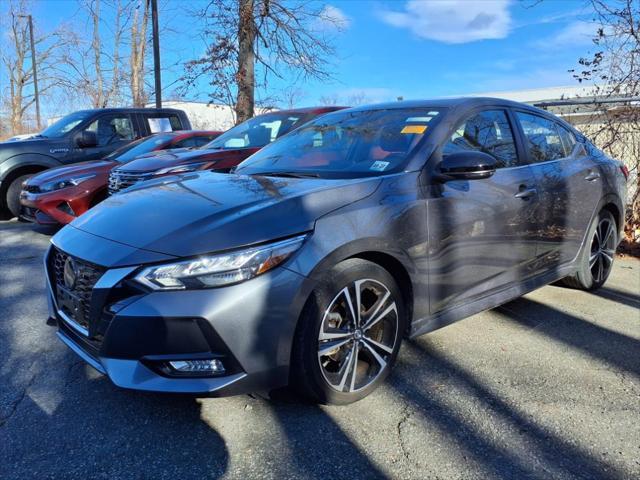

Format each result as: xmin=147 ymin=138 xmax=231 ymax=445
xmin=317 ymin=5 xmax=351 ymax=31
xmin=535 ymin=21 xmax=597 ymax=48
xmin=378 ymin=0 xmax=512 ymax=44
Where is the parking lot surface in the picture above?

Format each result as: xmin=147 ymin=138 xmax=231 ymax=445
xmin=1 ymin=219 xmax=639 ymax=480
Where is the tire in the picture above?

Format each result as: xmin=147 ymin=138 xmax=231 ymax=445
xmin=561 ymin=209 xmax=617 ymax=291
xmin=290 ymin=258 xmax=405 ymax=405
xmin=6 ymin=174 xmax=33 ymax=219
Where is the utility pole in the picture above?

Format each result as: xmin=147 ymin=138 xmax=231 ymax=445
xmin=150 ymin=0 xmax=161 ymax=108
xmin=19 ymin=14 xmax=41 ymax=129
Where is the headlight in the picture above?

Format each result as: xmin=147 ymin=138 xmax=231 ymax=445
xmin=153 ymin=162 xmax=206 ymax=176
xmin=134 ymin=234 xmax=307 ymax=290
xmin=40 ymin=174 xmax=96 ymax=192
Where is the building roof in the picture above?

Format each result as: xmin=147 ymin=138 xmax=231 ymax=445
xmin=463 ymin=85 xmax=602 ymax=104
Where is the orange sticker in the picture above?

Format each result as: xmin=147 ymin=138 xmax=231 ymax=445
xmin=401 ymin=125 xmax=427 ymax=134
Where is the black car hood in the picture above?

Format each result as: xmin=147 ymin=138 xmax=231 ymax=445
xmin=0 ymin=137 xmax=68 ymax=160
xmin=69 ymin=171 xmax=381 ymax=257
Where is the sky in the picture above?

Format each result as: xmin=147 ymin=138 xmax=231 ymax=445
xmin=13 ymin=0 xmax=602 ymax=108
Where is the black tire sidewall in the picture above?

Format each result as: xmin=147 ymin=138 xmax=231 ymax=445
xmin=292 ymin=258 xmax=405 ymax=405
xmin=577 ymin=210 xmax=617 ymax=290
xmin=6 ymin=174 xmax=32 ymax=218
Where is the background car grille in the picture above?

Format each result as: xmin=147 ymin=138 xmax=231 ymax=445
xmin=23 ymin=184 xmax=41 ymax=193
xmin=108 ymin=170 xmax=151 ymax=195
xmin=52 ymin=248 xmax=104 ymax=332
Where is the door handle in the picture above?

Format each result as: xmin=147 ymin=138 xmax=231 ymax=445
xmin=514 ymin=187 xmax=537 ymax=200
xmin=585 ymin=171 xmax=600 ymax=181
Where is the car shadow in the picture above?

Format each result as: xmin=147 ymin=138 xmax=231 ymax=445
xmin=1 ymin=370 xmax=230 ymax=479
xmin=589 ymin=286 xmax=640 ymax=310
xmin=496 ymin=297 xmax=640 ymax=377
xmin=268 ymin=397 xmax=389 ymax=479
xmin=389 ymin=339 xmax=627 ymax=480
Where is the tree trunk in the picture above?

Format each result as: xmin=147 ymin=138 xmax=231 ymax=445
xmin=236 ymin=0 xmax=255 ymax=124
xmin=130 ymin=0 xmax=149 ymax=107
xmin=92 ymin=0 xmax=104 ymax=108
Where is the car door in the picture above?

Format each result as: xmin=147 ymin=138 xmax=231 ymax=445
xmin=513 ymin=111 xmax=603 ymax=271
xmin=72 ymin=113 xmax=136 ymax=162
xmin=427 ymin=108 xmax=541 ymax=314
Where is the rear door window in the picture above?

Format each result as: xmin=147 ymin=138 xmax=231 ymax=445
xmin=515 ymin=112 xmax=567 ymax=163
xmin=442 ymin=110 xmax=519 ymax=168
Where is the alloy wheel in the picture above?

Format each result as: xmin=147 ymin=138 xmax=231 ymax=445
xmin=589 ymin=217 xmax=616 ymax=283
xmin=317 ymin=278 xmax=399 ymax=393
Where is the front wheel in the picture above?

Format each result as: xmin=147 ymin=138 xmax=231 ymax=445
xmin=290 ymin=258 xmax=405 ymax=405
xmin=6 ymin=174 xmax=33 ymax=219
xmin=561 ymin=209 xmax=617 ymax=290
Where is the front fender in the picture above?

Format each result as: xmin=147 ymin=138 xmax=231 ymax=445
xmin=0 ymin=153 xmax=62 ymax=181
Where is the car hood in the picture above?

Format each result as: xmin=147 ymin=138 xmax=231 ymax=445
xmin=0 ymin=137 xmax=69 ymax=162
xmin=69 ymin=171 xmax=381 ymax=258
xmin=116 ymin=148 xmax=258 ymax=173
xmin=27 ymin=159 xmax=117 ymax=185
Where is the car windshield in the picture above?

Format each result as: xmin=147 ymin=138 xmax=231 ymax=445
xmin=235 ymin=108 xmax=443 ymax=178
xmin=204 ymin=111 xmax=309 ymax=150
xmin=106 ymin=133 xmax=176 ymax=162
xmin=40 ymin=111 xmax=93 ymax=138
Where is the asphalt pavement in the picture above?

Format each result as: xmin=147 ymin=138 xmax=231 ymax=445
xmin=1 ymin=219 xmax=639 ymax=480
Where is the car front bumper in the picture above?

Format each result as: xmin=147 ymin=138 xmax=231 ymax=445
xmin=45 ymin=241 xmax=310 ymax=396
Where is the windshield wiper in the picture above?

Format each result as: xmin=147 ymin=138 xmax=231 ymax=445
xmin=251 ymin=171 xmax=320 ymax=179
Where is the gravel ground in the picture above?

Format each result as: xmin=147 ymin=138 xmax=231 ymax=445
xmin=1 ymin=219 xmax=639 ymax=480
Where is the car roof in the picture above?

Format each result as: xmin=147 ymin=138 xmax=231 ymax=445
xmin=258 ymin=106 xmax=348 ymax=117
xmin=73 ymin=107 xmax=186 ymax=115
xmin=345 ymin=97 xmax=550 ymax=115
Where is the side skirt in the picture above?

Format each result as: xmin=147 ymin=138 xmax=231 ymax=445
xmin=409 ymin=262 xmax=577 ymax=338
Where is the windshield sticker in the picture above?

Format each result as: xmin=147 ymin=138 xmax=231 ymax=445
xmin=371 ymin=161 xmax=390 ymax=171
xmin=406 ymin=116 xmax=435 ymax=122
xmin=401 ymin=125 xmax=427 ymax=134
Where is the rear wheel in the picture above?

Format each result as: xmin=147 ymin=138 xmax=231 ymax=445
xmin=561 ymin=209 xmax=617 ymax=290
xmin=291 ymin=258 xmax=405 ymax=405
xmin=6 ymin=174 xmax=32 ymax=219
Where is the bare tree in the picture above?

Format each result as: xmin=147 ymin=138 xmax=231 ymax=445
xmin=59 ymin=0 xmax=138 ymax=108
xmin=130 ymin=0 xmax=150 ymax=106
xmin=181 ymin=0 xmax=340 ymax=123
xmin=319 ymin=93 xmax=340 ymax=106
xmin=1 ymin=0 xmax=70 ymax=134
xmin=279 ymin=85 xmax=306 ymax=109
xmin=568 ymin=0 xmax=640 ymax=241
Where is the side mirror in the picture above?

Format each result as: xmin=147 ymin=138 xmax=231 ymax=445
xmin=76 ymin=130 xmax=98 ymax=148
xmin=437 ymin=151 xmax=497 ymax=181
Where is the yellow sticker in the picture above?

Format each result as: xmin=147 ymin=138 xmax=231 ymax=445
xmin=401 ymin=125 xmax=427 ymax=134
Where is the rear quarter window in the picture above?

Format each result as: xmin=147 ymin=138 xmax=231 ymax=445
xmin=144 ymin=114 xmax=183 ymax=133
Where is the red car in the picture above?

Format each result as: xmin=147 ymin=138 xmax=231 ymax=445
xmin=20 ymin=131 xmax=221 ymax=225
xmin=108 ymin=107 xmax=345 ymax=194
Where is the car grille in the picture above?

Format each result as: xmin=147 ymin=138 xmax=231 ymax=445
xmin=51 ymin=248 xmax=105 ymax=333
xmin=108 ymin=170 xmax=151 ymax=195
xmin=23 ymin=184 xmax=41 ymax=194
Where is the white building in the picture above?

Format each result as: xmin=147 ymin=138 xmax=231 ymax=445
xmin=146 ymin=101 xmax=275 ymax=132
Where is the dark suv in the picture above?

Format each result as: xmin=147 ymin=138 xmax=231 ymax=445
xmin=0 ymin=108 xmax=191 ymax=218
xmin=45 ymin=98 xmax=627 ymax=404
